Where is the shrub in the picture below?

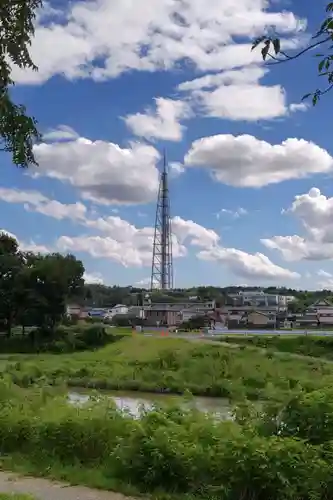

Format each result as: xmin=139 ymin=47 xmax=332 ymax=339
xmin=77 ymin=325 xmax=107 ymax=347
xmin=0 ymin=382 xmax=331 ymax=500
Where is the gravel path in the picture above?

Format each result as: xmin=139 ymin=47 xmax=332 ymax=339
xmin=0 ymin=471 xmax=140 ymax=500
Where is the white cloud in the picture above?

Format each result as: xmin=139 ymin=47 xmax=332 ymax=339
xmin=169 ymin=162 xmax=185 ymax=178
xmin=196 ymin=83 xmax=286 ymax=121
xmin=198 ymin=246 xmax=299 ymax=281
xmin=184 ymin=134 xmax=333 ymax=188
xmin=217 ymin=207 xmax=248 ymax=219
xmin=124 ymin=98 xmax=190 ymax=141
xmin=0 ymin=186 xmax=221 ymax=267
xmin=57 ymin=214 xmax=219 ymax=268
xmin=12 ymin=0 xmax=301 ymax=85
xmin=172 ymin=216 xmax=220 ymax=248
xmin=285 ymin=188 xmax=333 ymax=243
xmin=43 ymin=125 xmax=79 ymax=142
xmin=261 ymin=188 xmax=333 ymax=262
xmin=83 ymin=272 xmax=104 ymax=285
xmin=179 ymin=65 xmax=308 ymax=122
xmin=33 ymin=137 xmax=160 ymax=205
xmin=289 ymin=102 xmax=308 ymax=113
xmin=261 ymin=235 xmax=333 ymax=261
xmin=20 ymin=241 xmax=51 ymax=254
xmin=178 ymin=66 xmax=268 ymax=91
xmin=316 ymin=270 xmax=333 ymax=290
xmin=0 ymin=187 xmax=87 ymax=221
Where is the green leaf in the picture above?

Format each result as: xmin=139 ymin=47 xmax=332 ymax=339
xmin=261 ymin=41 xmax=270 ymax=61
xmin=272 ymin=38 xmax=281 ymax=55
xmin=251 ymin=35 xmax=266 ymax=51
xmin=319 ymin=60 xmax=325 ymax=72
xmin=326 ymin=2 xmax=333 ymax=12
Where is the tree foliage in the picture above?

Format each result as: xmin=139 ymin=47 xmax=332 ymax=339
xmin=0 ymin=232 xmax=84 ymax=335
xmin=0 ymin=0 xmax=42 ymax=167
xmin=253 ymin=2 xmax=333 ymax=104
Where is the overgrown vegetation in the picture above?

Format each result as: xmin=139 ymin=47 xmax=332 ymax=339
xmin=0 ymin=323 xmax=125 ymax=354
xmin=222 ymin=335 xmax=333 ymax=361
xmin=0 ymin=380 xmax=333 ymax=499
xmin=5 ymin=336 xmax=333 ymax=400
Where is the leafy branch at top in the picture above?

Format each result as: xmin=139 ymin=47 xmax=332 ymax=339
xmin=252 ymin=2 xmax=333 ymax=105
xmin=0 ymin=0 xmax=42 ymax=167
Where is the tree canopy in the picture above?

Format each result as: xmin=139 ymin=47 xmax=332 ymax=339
xmin=0 ymin=0 xmax=41 ymax=167
xmin=0 ymin=232 xmax=84 ymax=335
xmin=253 ymin=2 xmax=333 ymax=104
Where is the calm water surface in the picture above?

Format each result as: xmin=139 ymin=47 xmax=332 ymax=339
xmin=68 ymin=389 xmax=231 ymax=419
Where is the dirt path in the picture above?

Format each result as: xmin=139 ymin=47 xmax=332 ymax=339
xmin=0 ymin=471 xmax=140 ymax=500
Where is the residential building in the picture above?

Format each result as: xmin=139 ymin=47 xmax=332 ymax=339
xmin=297 ymin=299 xmax=333 ymax=326
xmin=227 ymin=310 xmax=277 ymax=329
xmin=226 ymin=290 xmax=294 ymax=312
xmin=143 ymin=300 xmax=216 ymax=326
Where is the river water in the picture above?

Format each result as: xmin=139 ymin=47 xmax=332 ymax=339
xmin=68 ymin=389 xmax=231 ymax=419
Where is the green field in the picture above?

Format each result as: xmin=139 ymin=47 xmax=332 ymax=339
xmin=5 ymin=335 xmax=333 ymax=401
xmin=221 ymin=335 xmax=333 ymax=361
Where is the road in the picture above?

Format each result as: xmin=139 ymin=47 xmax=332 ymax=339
xmin=0 ymin=471 xmax=139 ymax=500
xmin=143 ymin=327 xmax=333 ymax=337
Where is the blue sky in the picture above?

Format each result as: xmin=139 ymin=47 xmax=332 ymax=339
xmin=2 ymin=0 xmax=333 ymax=289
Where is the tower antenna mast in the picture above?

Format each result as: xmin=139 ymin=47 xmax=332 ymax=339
xmin=150 ymin=151 xmax=173 ymax=290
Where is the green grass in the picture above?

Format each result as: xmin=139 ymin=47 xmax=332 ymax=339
xmin=220 ymin=335 xmax=333 ymax=361
xmin=5 ymin=335 xmax=333 ymax=401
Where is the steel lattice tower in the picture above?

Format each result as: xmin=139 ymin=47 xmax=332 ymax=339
xmin=150 ymin=152 xmax=173 ymax=291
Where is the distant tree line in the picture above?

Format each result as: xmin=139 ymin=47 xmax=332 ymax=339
xmin=83 ymin=284 xmax=332 ymax=314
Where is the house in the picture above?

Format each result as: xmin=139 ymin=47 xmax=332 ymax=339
xmin=66 ymin=303 xmax=82 ymax=316
xmin=247 ymin=311 xmax=276 ymax=328
xmin=227 ymin=310 xmax=277 ymax=329
xmin=297 ymin=299 xmax=333 ymax=326
xmin=144 ymin=304 xmax=183 ymax=326
xmin=226 ymin=290 xmax=292 ymax=312
xmin=66 ymin=304 xmax=88 ymax=319
xmin=144 ymin=300 xmax=216 ymax=326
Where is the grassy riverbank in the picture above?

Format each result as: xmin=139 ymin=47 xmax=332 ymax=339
xmin=221 ymin=335 xmax=333 ymax=361
xmin=5 ymin=336 xmax=333 ymax=401
xmin=0 ymin=380 xmax=333 ymax=500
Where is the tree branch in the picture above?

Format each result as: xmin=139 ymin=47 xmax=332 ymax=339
xmin=266 ymin=35 xmax=332 ymax=65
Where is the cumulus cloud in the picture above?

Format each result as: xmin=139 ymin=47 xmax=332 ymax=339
xmin=57 ymin=214 xmax=219 ymax=267
xmin=0 ymin=186 xmax=301 ymax=280
xmin=198 ymin=246 xmax=299 ymax=281
xmin=0 ymin=187 xmax=87 ymax=221
xmin=12 ymin=0 xmax=301 ymax=85
xmin=43 ymin=125 xmax=79 ymax=142
xmin=83 ymin=272 xmax=104 ymax=285
xmin=33 ymin=137 xmax=160 ymax=205
xmin=261 ymin=235 xmax=333 ymax=261
xmin=124 ymin=98 xmax=191 ymax=141
xmin=184 ymin=134 xmax=333 ymax=188
xmin=181 ymin=66 xmax=287 ymax=121
xmin=179 ymin=65 xmax=309 ymax=121
xmin=261 ymin=188 xmax=333 ymax=262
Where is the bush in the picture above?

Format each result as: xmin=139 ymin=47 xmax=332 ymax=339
xmin=77 ymin=325 xmax=107 ymax=347
xmin=0 ymin=381 xmax=332 ymax=499
xmin=112 ymin=314 xmax=132 ymax=327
